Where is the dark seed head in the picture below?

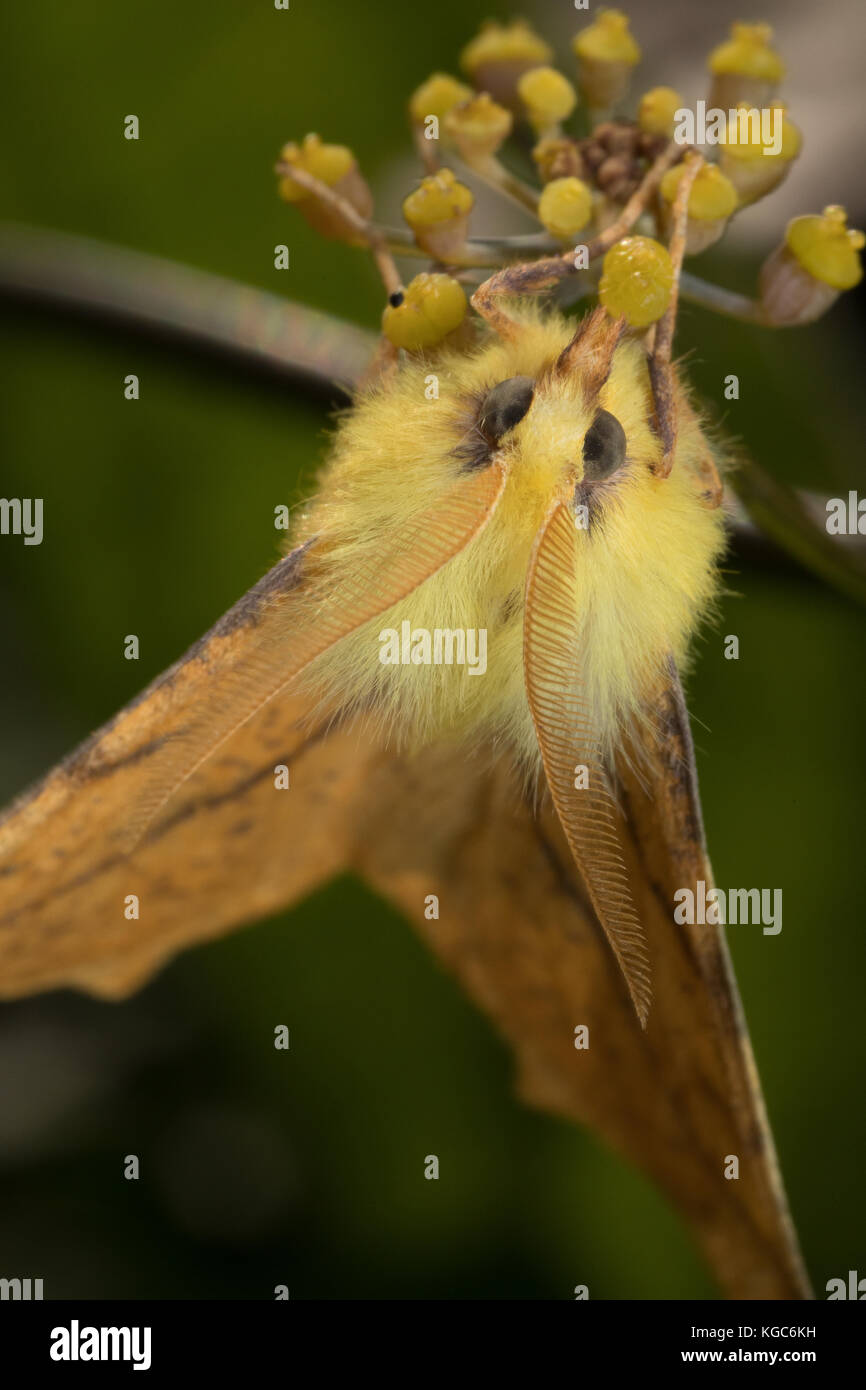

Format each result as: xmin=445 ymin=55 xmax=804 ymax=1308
xmin=388 ymin=290 xmax=404 ymax=307
xmin=478 ymin=376 xmax=535 ymax=444
xmin=582 ymin=409 xmax=627 ymax=481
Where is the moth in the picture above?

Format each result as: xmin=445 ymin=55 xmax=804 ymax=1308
xmin=0 ymin=270 xmax=808 ymax=1301
xmin=4 ymin=12 xmax=851 ymax=1301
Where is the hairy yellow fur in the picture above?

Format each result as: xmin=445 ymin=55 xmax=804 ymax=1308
xmin=292 ymin=303 xmax=726 ymax=771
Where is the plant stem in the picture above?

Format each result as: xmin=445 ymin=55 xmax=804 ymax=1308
xmin=679 ymin=272 xmax=766 ymax=323
xmin=385 ymin=226 xmax=558 ymax=268
xmin=0 ymin=222 xmax=376 ymax=392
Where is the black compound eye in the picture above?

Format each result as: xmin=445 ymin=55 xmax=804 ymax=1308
xmin=582 ymin=409 xmax=627 ymax=481
xmin=478 ymin=376 xmax=534 ymax=444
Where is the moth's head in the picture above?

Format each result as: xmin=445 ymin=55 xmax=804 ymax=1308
xmin=459 ymin=307 xmax=657 ymax=510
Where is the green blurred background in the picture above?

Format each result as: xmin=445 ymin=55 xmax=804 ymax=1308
xmin=0 ymin=0 xmax=864 ymax=1299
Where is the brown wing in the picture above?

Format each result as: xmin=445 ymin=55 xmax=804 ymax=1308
xmin=0 ymin=461 xmax=505 ymax=998
xmin=0 ymin=611 xmax=386 ymax=1000
xmin=0 ymin=539 xmax=809 ymax=1297
xmin=356 ymin=665 xmax=811 ymax=1301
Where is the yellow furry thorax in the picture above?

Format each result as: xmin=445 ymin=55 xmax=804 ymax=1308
xmin=292 ymin=303 xmax=726 ymax=771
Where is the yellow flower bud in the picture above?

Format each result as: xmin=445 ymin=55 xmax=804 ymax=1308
xmin=382 ymin=274 xmax=467 ymax=351
xmin=572 ymin=9 xmax=641 ymax=110
xmin=277 ymin=134 xmax=373 ymax=242
xmin=403 ymin=169 xmax=473 ymax=228
xmin=517 ymin=66 xmax=577 ymax=134
xmin=599 ymin=236 xmax=673 ymax=328
xmin=660 ymin=162 xmax=738 ymax=254
xmin=277 ymin=134 xmax=354 ymax=202
xmin=574 ymin=8 xmax=641 ymax=63
xmin=786 ymin=206 xmax=864 ymax=290
xmin=460 ymin=20 xmax=552 ymax=108
xmin=721 ymin=105 xmax=801 ymax=163
xmin=532 ymin=136 xmax=584 ymax=184
xmin=709 ymin=21 xmax=784 ymax=78
xmin=708 ymin=22 xmax=784 ymax=110
xmin=444 ymin=93 xmax=513 ymax=162
xmin=759 ymin=207 xmax=864 ymax=326
xmin=402 ymin=169 xmax=474 ymax=261
xmin=638 ymin=87 xmax=683 ymax=138
xmin=408 ymin=73 xmax=473 ymax=127
xmin=719 ymin=102 xmax=802 ymax=206
xmin=537 ymin=177 xmax=593 ymax=240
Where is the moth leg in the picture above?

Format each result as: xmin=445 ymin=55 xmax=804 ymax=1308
xmin=693 ymin=440 xmax=724 ymax=509
xmin=471 ymin=141 xmax=684 ymax=341
xmin=471 ymin=254 xmax=577 ymax=340
xmin=676 ymin=390 xmax=725 ymax=509
xmin=649 ymin=152 xmax=705 ymax=477
xmin=357 ymin=333 xmax=399 ymax=390
xmin=550 ymin=306 xmax=627 ymax=399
